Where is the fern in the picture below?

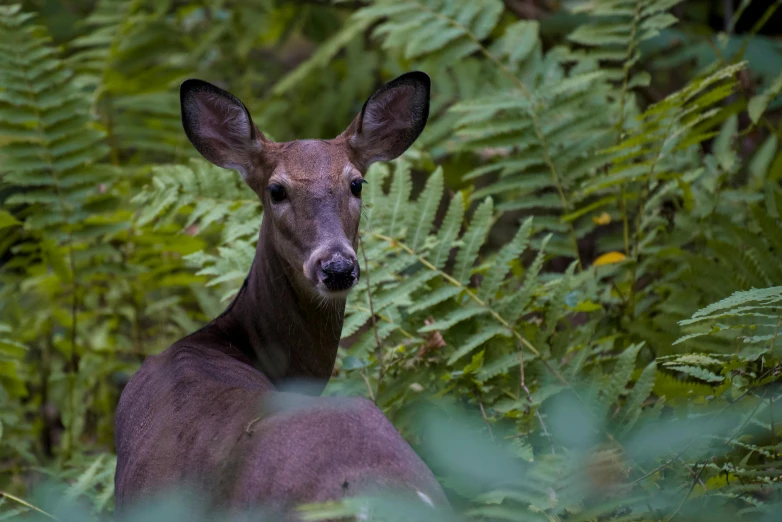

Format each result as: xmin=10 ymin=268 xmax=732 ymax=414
xmin=676 ymin=286 xmax=782 ymax=353
xmin=0 ymin=4 xmax=111 ymax=238
xmin=67 ymin=0 xmax=189 ymax=160
xmin=500 ymin=234 xmax=550 ymax=325
xmin=430 ymin=191 xmax=465 ymax=270
xmin=405 ymin=166 xmax=444 ymax=251
xmin=385 ymin=160 xmax=414 ymax=238
xmin=597 ymin=342 xmax=643 ymax=419
xmin=133 ymin=159 xmax=261 ymax=234
xmin=355 ymin=0 xmax=506 ymax=64
xmin=0 ymin=324 xmax=27 ymax=399
xmin=478 ymin=216 xmax=533 ymax=302
xmin=614 ymin=360 xmax=656 ymax=436
xmin=568 ymin=0 xmax=682 ymax=89
xmin=453 ymin=197 xmax=492 ymax=284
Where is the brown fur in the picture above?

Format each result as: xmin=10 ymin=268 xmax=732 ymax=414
xmin=114 ymin=73 xmax=445 ymax=519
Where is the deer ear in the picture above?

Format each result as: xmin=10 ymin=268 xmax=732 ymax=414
xmin=180 ymin=79 xmax=263 ymax=178
xmin=342 ymin=71 xmax=430 ymax=166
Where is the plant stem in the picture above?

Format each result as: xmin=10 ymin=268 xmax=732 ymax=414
xmin=359 ymin=236 xmax=384 ymax=402
xmin=520 ymin=346 xmax=554 ymax=454
xmin=617 ymin=1 xmax=643 ymax=257
xmin=0 ymin=492 xmax=59 ymax=520
xmin=665 ymin=461 xmax=708 ymax=521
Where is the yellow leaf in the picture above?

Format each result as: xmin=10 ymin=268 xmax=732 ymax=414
xmin=593 ymin=251 xmax=626 ymax=266
xmin=592 ymin=212 xmax=611 ymax=225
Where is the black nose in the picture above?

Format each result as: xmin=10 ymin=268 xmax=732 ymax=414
xmin=318 ymin=252 xmax=359 ymax=292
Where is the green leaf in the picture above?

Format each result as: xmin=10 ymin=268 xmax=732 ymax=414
xmin=406 ymin=166 xmax=444 ymax=251
xmin=0 ymin=340 xmax=27 ymax=360
xmin=448 ymin=324 xmax=510 ymax=365
xmin=501 ymin=234 xmax=551 ymax=324
xmin=0 ymin=210 xmax=21 ymax=230
xmin=386 ymin=160 xmax=413 ymax=238
xmin=418 ymin=305 xmax=486 ymax=333
xmin=598 ymin=343 xmax=643 ymax=419
xmin=666 ymin=364 xmax=724 ymax=383
xmin=616 ymin=361 xmax=657 ymax=435
xmin=748 ymin=69 xmax=782 ymax=124
xmin=479 ymin=217 xmax=533 ymax=301
xmin=454 ymin=198 xmax=493 ymax=284
xmin=408 ymin=285 xmax=461 ymax=313
xmin=430 ymin=192 xmax=465 ymax=270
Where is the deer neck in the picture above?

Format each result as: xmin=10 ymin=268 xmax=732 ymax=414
xmin=211 ymin=218 xmax=345 ymax=389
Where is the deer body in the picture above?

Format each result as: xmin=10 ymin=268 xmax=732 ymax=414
xmin=114 ymin=73 xmax=446 ymax=518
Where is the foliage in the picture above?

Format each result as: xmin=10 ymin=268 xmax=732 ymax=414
xmin=2 ymin=0 xmax=782 ymax=520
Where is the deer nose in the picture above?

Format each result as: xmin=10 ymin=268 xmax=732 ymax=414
xmin=317 ymin=252 xmax=359 ymax=292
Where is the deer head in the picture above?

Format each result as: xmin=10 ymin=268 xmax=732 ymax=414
xmin=180 ymin=72 xmax=430 ymax=300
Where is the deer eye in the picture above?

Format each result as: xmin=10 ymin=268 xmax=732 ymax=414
xmin=268 ymin=184 xmax=287 ymax=203
xmin=350 ymin=179 xmax=366 ymax=198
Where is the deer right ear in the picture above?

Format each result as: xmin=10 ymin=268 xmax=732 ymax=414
xmin=180 ymin=79 xmax=263 ymax=178
xmin=341 ymin=71 xmax=430 ymax=167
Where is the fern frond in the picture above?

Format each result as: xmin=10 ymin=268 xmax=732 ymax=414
xmin=478 ymin=217 xmax=533 ymax=302
xmin=406 ymin=166 xmax=444 ymax=251
xmin=597 ymin=342 xmax=643 ymax=419
xmin=500 ymin=234 xmax=551 ymax=324
xmin=453 ymin=197 xmax=493 ymax=284
xmin=385 ymin=161 xmax=413 ymax=238
xmin=0 ymin=324 xmax=27 ymax=398
xmin=67 ymin=0 xmax=189 ymax=159
xmin=0 ymin=4 xmax=111 ymax=238
xmin=430 ymin=191 xmax=465 ymax=270
xmin=569 ymin=0 xmax=682 ymax=83
xmin=447 ymin=324 xmax=510 ymax=365
xmin=357 ymin=0 xmax=505 ymax=63
xmin=133 ymin=159 xmax=261 ymax=236
xmin=615 ymin=360 xmax=656 ymax=436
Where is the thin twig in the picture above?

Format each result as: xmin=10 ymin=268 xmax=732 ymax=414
xmin=478 ymin=402 xmax=495 ymax=442
xmin=359 ymin=369 xmax=376 ymax=402
xmin=350 ymin=304 xmax=415 ymax=339
xmin=770 ymin=392 xmax=777 ymax=453
xmin=724 ymin=389 xmax=767 ymax=448
xmin=0 ymin=492 xmax=59 ymax=520
xmin=665 ymin=460 xmax=708 ymax=522
xmin=520 ymin=347 xmax=555 ymax=454
xmin=628 ymin=108 xmax=678 ymax=315
xmin=359 ymin=236 xmax=383 ymax=403
xmin=723 ymin=0 xmax=734 ymax=33
xmin=616 ymin=0 xmax=643 ymax=257
xmin=677 ymin=457 xmax=707 ymax=491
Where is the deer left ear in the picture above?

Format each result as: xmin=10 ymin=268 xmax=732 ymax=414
xmin=180 ymin=79 xmax=264 ymax=178
xmin=341 ymin=71 xmax=430 ymax=167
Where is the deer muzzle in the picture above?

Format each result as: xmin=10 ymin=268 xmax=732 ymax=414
xmin=312 ymin=249 xmax=359 ymax=295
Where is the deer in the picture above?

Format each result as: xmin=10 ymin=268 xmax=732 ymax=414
xmin=113 ymin=72 xmax=448 ymax=520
